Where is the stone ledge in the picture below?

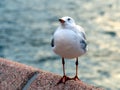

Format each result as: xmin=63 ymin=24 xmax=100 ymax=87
xmin=0 ymin=58 xmax=103 ymax=90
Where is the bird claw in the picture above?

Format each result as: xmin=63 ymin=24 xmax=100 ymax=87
xmin=57 ymin=75 xmax=71 ymax=84
xmin=72 ymin=75 xmax=80 ymax=81
xmin=57 ymin=75 xmax=80 ymax=85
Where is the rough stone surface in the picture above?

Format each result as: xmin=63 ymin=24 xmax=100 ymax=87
xmin=0 ymin=58 xmax=103 ymax=90
xmin=0 ymin=58 xmax=38 ymax=90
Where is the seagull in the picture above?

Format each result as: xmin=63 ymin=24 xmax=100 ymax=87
xmin=51 ymin=16 xmax=87 ymax=83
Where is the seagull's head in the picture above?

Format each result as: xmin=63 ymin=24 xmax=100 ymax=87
xmin=59 ymin=16 xmax=76 ymax=28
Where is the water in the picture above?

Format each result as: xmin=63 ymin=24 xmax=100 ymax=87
xmin=0 ymin=0 xmax=120 ymax=89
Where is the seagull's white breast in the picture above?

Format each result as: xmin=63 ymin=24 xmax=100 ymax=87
xmin=53 ymin=28 xmax=86 ymax=59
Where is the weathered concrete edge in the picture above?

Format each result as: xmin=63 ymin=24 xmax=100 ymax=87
xmin=0 ymin=58 xmax=104 ymax=90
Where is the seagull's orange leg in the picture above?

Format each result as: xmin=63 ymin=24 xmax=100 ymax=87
xmin=73 ymin=57 xmax=80 ymax=80
xmin=57 ymin=58 xmax=71 ymax=84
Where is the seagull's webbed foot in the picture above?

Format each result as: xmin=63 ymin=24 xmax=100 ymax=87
xmin=72 ymin=75 xmax=80 ymax=81
xmin=57 ymin=75 xmax=71 ymax=84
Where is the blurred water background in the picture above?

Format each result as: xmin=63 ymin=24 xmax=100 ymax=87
xmin=0 ymin=0 xmax=120 ymax=89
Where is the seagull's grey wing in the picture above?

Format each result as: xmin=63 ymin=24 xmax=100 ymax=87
xmin=75 ymin=25 xmax=87 ymax=50
xmin=76 ymin=25 xmax=86 ymax=40
xmin=80 ymin=39 xmax=87 ymax=50
xmin=81 ymin=31 xmax=86 ymax=40
xmin=51 ymin=38 xmax=54 ymax=47
xmin=79 ymin=32 xmax=87 ymax=50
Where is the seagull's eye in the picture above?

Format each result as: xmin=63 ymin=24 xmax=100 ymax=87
xmin=67 ymin=18 xmax=71 ymax=21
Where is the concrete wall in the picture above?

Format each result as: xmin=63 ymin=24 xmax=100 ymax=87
xmin=0 ymin=58 xmax=103 ymax=90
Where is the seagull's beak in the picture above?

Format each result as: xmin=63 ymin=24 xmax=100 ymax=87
xmin=59 ymin=19 xmax=65 ymax=24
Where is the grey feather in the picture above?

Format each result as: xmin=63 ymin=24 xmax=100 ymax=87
xmin=80 ymin=40 xmax=87 ymax=50
xmin=51 ymin=38 xmax=54 ymax=47
xmin=81 ymin=32 xmax=86 ymax=40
